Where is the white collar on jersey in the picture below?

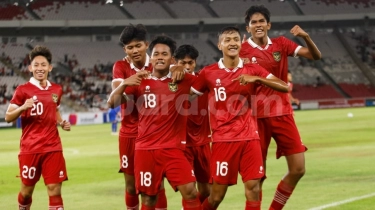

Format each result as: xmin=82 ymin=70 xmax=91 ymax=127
xmin=247 ymin=37 xmax=272 ymax=50
xmin=218 ymin=58 xmax=243 ymax=73
xmin=148 ymin=71 xmax=172 ymax=81
xmin=29 ymin=77 xmax=52 ymax=90
xmin=130 ymin=54 xmax=150 ymax=72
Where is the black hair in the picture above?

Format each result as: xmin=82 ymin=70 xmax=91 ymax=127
xmin=119 ymin=24 xmax=147 ymax=46
xmin=174 ymin=44 xmax=199 ymax=61
xmin=29 ymin=45 xmax=52 ymax=64
xmin=244 ymin=5 xmax=271 ymax=25
xmin=149 ymin=35 xmax=176 ymax=55
xmin=217 ymin=26 xmax=241 ymax=38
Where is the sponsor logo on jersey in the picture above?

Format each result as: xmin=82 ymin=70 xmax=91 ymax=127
xmin=145 ymin=85 xmax=150 ymax=92
xmin=168 ymin=82 xmax=178 ymax=92
xmin=216 ymin=79 xmax=221 ymax=86
xmin=52 ymin=94 xmax=58 ymax=103
xmin=272 ymin=51 xmax=281 ymax=62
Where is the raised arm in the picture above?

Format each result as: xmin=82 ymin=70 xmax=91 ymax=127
xmin=290 ymin=25 xmax=322 ymax=60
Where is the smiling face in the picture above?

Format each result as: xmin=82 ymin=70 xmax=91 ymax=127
xmin=218 ymin=30 xmax=241 ymax=58
xmin=28 ymin=55 xmax=52 ymax=82
xmin=150 ymin=43 xmax=174 ymax=73
xmin=123 ymin=40 xmax=149 ymax=64
xmin=246 ymin=12 xmax=271 ymax=41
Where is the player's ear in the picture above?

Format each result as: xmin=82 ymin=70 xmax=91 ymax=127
xmin=171 ymin=57 xmax=176 ymax=65
xmin=28 ymin=65 xmax=32 ymax=72
xmin=48 ymin=64 xmax=53 ymax=72
xmin=267 ymin=22 xmax=271 ymax=30
xmin=144 ymin=41 xmax=149 ymax=49
xmin=246 ymin=25 xmax=251 ymax=33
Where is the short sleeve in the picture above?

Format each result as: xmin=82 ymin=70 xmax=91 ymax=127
xmin=10 ymin=86 xmax=24 ymax=107
xmin=191 ymin=69 xmax=207 ymax=95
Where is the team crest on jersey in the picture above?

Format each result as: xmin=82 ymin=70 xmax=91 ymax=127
xmin=273 ymin=51 xmax=281 ymax=62
xmin=52 ymin=94 xmax=58 ymax=103
xmin=168 ymin=82 xmax=178 ymax=92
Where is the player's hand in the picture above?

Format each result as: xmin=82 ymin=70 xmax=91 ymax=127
xmin=290 ymin=25 xmax=308 ymax=38
xmin=60 ymin=120 xmax=71 ymax=131
xmin=294 ymin=98 xmax=300 ymax=105
xmin=232 ymin=74 xmax=259 ymax=85
xmin=21 ymin=98 xmax=34 ymax=111
xmin=241 ymin=57 xmax=250 ymax=64
xmin=122 ymin=71 xmax=147 ymax=86
xmin=170 ymin=65 xmax=185 ymax=83
xmin=242 ymin=34 xmax=247 ymax=43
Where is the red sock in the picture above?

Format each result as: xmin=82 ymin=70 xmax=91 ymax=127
xmin=245 ymin=200 xmax=260 ymax=210
xmin=155 ymin=188 xmax=167 ymax=209
xmin=18 ymin=192 xmax=32 ymax=210
xmin=49 ymin=195 xmax=63 ymax=210
xmin=182 ymin=197 xmax=201 ymax=210
xmin=259 ymin=190 xmax=262 ymax=202
xmin=201 ymin=198 xmax=216 ymax=210
xmin=141 ymin=204 xmax=155 ymax=210
xmin=269 ymin=180 xmax=295 ymax=210
xmin=126 ymin=191 xmax=139 ymax=210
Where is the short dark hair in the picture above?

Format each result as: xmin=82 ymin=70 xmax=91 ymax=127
xmin=149 ymin=35 xmax=176 ymax=55
xmin=174 ymin=45 xmax=199 ymax=61
xmin=244 ymin=5 xmax=271 ymax=25
xmin=29 ymin=45 xmax=52 ymax=64
xmin=217 ymin=26 xmax=241 ymax=38
xmin=119 ymin=24 xmax=147 ymax=46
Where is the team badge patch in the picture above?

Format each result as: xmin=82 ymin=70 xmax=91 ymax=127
xmin=52 ymin=94 xmax=58 ymax=103
xmin=168 ymin=82 xmax=178 ymax=92
xmin=273 ymin=51 xmax=281 ymax=62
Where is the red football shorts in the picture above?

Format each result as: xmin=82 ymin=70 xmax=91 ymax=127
xmin=257 ymin=114 xmax=308 ymax=160
xmin=184 ymin=144 xmax=211 ymax=183
xmin=18 ymin=151 xmax=68 ymax=186
xmin=134 ymin=149 xmax=196 ymax=196
xmin=118 ymin=136 xmax=136 ymax=175
xmin=210 ymin=140 xmax=264 ymax=185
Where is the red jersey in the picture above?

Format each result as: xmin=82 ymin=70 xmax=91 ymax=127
xmin=186 ymin=72 xmax=211 ymax=147
xmin=112 ymin=55 xmax=153 ymax=137
xmin=240 ymin=36 xmax=301 ymax=118
xmin=192 ymin=59 xmax=271 ymax=142
xmin=126 ymin=73 xmax=196 ymax=150
xmin=10 ymin=77 xmax=63 ymax=154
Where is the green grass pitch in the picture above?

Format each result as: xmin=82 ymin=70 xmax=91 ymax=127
xmin=1 ymin=107 xmax=374 ymax=209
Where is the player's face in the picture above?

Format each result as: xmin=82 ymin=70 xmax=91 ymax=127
xmin=246 ymin=12 xmax=271 ymax=40
xmin=218 ymin=31 xmax=241 ymax=58
xmin=123 ymin=40 xmax=149 ymax=63
xmin=150 ymin=43 xmax=174 ymax=72
xmin=28 ymin=55 xmax=52 ymax=81
xmin=176 ymin=56 xmax=196 ymax=74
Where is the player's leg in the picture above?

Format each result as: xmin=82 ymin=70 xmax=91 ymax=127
xmin=18 ymin=154 xmax=42 ymax=209
xmin=164 ymin=149 xmax=200 ymax=210
xmin=256 ymin=118 xmax=273 ymax=201
xmin=155 ymin=179 xmax=167 ymax=210
xmin=202 ymin=142 xmax=242 ymax=210
xmin=43 ymin=152 xmax=68 ymax=210
xmin=119 ymin=136 xmax=139 ymax=210
xmin=19 ymin=184 xmax=35 ymax=210
xmin=240 ymin=140 xmax=264 ymax=210
xmin=269 ymin=115 xmax=307 ymax=210
xmin=202 ymin=181 xmax=228 ymax=210
xmin=134 ymin=150 xmax=164 ymax=209
xmin=194 ymin=144 xmax=212 ymax=203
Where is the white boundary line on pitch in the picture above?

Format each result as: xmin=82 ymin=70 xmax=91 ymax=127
xmin=308 ymin=192 xmax=375 ymax=210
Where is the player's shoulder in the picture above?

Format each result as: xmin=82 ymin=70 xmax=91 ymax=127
xmin=113 ymin=60 xmax=130 ymax=69
xmin=201 ymin=62 xmax=219 ymax=72
xmin=243 ymin=63 xmax=267 ymax=73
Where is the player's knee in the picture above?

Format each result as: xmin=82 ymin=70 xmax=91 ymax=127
xmin=46 ymin=184 xmax=62 ymax=196
xmin=290 ymin=166 xmax=305 ymax=178
xmin=209 ymin=193 xmax=225 ymax=207
xmin=182 ymin=185 xmax=198 ymax=200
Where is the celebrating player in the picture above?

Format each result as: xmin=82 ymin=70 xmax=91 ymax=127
xmin=240 ymin=5 xmax=321 ymax=210
xmin=5 ymin=45 xmax=71 ymax=210
xmin=191 ymin=26 xmax=289 ymax=210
